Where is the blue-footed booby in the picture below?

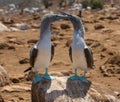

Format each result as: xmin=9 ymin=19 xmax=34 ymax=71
xmin=62 ymin=13 xmax=94 ymax=83
xmin=24 ymin=14 xmax=65 ymax=84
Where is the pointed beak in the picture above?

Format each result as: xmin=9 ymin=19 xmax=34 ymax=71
xmin=60 ymin=12 xmax=73 ymax=20
xmin=56 ymin=14 xmax=68 ymax=20
xmin=60 ymin=11 xmax=71 ymax=16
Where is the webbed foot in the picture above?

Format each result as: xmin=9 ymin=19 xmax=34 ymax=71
xmin=69 ymin=75 xmax=80 ymax=80
xmin=79 ymin=76 xmax=89 ymax=83
xmin=42 ymin=73 xmax=55 ymax=80
xmin=33 ymin=73 xmax=43 ymax=84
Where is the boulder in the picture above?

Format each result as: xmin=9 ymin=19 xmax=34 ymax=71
xmin=14 ymin=23 xmax=29 ymax=30
xmin=0 ymin=95 xmax=4 ymax=102
xmin=94 ymin=24 xmax=105 ymax=30
xmin=31 ymin=77 xmax=120 ymax=102
xmin=0 ymin=65 xmax=9 ymax=87
xmin=60 ymin=24 xmax=70 ymax=29
xmin=1 ymin=84 xmax=31 ymax=92
xmin=0 ymin=22 xmax=10 ymax=32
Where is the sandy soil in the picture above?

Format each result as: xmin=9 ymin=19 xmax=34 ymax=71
xmin=0 ymin=5 xmax=120 ymax=102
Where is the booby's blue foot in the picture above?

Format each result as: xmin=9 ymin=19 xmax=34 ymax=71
xmin=79 ymin=76 xmax=89 ymax=83
xmin=42 ymin=73 xmax=55 ymax=80
xmin=33 ymin=74 xmax=43 ymax=84
xmin=69 ymin=75 xmax=80 ymax=80
xmin=42 ymin=68 xmax=55 ymax=80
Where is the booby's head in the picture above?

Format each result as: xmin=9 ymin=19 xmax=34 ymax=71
xmin=61 ymin=12 xmax=85 ymax=33
xmin=41 ymin=14 xmax=65 ymax=24
xmin=40 ymin=14 xmax=65 ymax=35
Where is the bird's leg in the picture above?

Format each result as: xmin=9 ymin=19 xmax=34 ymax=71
xmin=42 ymin=68 xmax=55 ymax=80
xmin=33 ymin=71 xmax=43 ymax=84
xmin=45 ymin=67 xmax=48 ymax=75
xmin=69 ymin=69 xmax=80 ymax=80
xmin=79 ymin=71 xmax=89 ymax=83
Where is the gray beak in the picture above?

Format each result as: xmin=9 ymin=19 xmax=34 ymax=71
xmin=60 ymin=12 xmax=71 ymax=16
xmin=55 ymin=14 xmax=68 ymax=20
xmin=60 ymin=12 xmax=74 ymax=20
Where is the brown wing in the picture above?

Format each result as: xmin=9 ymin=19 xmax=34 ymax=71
xmin=29 ymin=47 xmax=38 ymax=67
xmin=24 ymin=46 xmax=38 ymax=72
xmin=84 ymin=48 xmax=94 ymax=69
xmin=50 ymin=44 xmax=54 ymax=62
xmin=69 ymin=46 xmax=73 ymax=62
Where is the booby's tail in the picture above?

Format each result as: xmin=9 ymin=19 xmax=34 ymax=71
xmin=24 ymin=67 xmax=32 ymax=73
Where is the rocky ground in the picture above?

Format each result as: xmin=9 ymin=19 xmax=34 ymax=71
xmin=0 ymin=4 xmax=120 ymax=102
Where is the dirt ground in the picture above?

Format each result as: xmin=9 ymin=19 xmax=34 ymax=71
xmin=0 ymin=5 xmax=120 ymax=102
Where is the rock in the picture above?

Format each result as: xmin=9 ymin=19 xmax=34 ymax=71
xmin=27 ymin=39 xmax=37 ymax=44
xmin=83 ymin=20 xmax=94 ymax=23
xmin=87 ymin=6 xmax=92 ymax=10
xmin=106 ymin=68 xmax=114 ymax=74
xmin=23 ymin=8 xmax=34 ymax=13
xmin=8 ymin=38 xmax=23 ymax=45
xmin=0 ymin=95 xmax=4 ymax=102
xmin=31 ymin=7 xmax=40 ymax=13
xmin=59 ymin=33 xmax=64 ymax=37
xmin=98 ymin=16 xmax=106 ymax=20
xmin=101 ymin=28 xmax=113 ymax=33
xmin=0 ymin=65 xmax=9 ymax=87
xmin=1 ymin=85 xmax=31 ymax=92
xmin=91 ymin=42 xmax=101 ymax=48
xmin=86 ymin=39 xmax=96 ymax=46
xmin=31 ymin=24 xmax=40 ymax=29
xmin=100 ymin=53 xmax=106 ymax=58
xmin=10 ymin=78 xmax=20 ymax=83
xmin=60 ymin=24 xmax=70 ymax=29
xmin=103 ymin=72 xmax=111 ymax=77
xmin=2 ymin=18 xmax=14 ymax=24
xmin=9 ymin=27 xmax=19 ymax=31
xmin=8 ymin=46 xmax=15 ymax=50
xmin=106 ymin=15 xmax=118 ymax=20
xmin=0 ymin=9 xmax=4 ymax=14
xmin=19 ymin=97 xmax=24 ymax=100
xmin=51 ymin=31 xmax=60 ymax=41
xmin=52 ymin=41 xmax=60 ymax=46
xmin=25 ymin=71 xmax=35 ymax=81
xmin=61 ymin=70 xmax=73 ymax=76
xmin=0 ymin=43 xmax=15 ymax=50
xmin=14 ymin=23 xmax=29 ymax=30
xmin=107 ymin=55 xmax=120 ymax=66
xmin=42 ymin=9 xmax=54 ymax=14
xmin=0 ymin=43 xmax=10 ymax=49
xmin=117 ymin=94 xmax=120 ymax=99
xmin=52 ymin=61 xmax=68 ymax=66
xmin=33 ymin=14 xmax=40 ymax=20
xmin=52 ymin=31 xmax=59 ymax=36
xmin=19 ymin=58 xmax=29 ymax=64
xmin=99 ymin=66 xmax=106 ymax=73
xmin=31 ymin=77 xmax=120 ymax=102
xmin=0 ymin=22 xmax=10 ymax=32
xmin=48 ymin=70 xmax=73 ymax=77
xmin=94 ymin=24 xmax=105 ymax=30
xmin=23 ymin=7 xmax=40 ymax=14
xmin=66 ymin=39 xmax=72 ymax=47
xmin=100 ymin=65 xmax=120 ymax=77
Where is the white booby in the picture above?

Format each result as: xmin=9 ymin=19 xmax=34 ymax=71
xmin=24 ymin=14 xmax=65 ymax=84
xmin=62 ymin=13 xmax=95 ymax=82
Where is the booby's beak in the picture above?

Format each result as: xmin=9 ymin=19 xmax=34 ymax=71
xmin=60 ymin=12 xmax=74 ymax=21
xmin=54 ymin=14 xmax=68 ymax=20
xmin=60 ymin=12 xmax=71 ymax=16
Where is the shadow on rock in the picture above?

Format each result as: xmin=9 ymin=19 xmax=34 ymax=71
xmin=65 ymin=79 xmax=91 ymax=98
